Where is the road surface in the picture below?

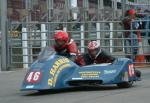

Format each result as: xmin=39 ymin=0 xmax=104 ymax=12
xmin=0 ymin=68 xmax=150 ymax=103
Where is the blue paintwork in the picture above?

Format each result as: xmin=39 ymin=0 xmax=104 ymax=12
xmin=21 ymin=47 xmax=139 ymax=91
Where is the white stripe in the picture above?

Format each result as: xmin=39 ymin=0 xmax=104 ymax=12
xmin=70 ymin=53 xmax=77 ymax=55
xmin=95 ymin=49 xmax=102 ymax=59
xmin=83 ymin=63 xmax=111 ymax=67
xmin=72 ymin=78 xmax=83 ymax=80
xmin=0 ymin=71 xmax=15 ymax=74
xmin=68 ymin=39 xmax=74 ymax=45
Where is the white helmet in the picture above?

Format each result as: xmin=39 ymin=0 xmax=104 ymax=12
xmin=88 ymin=41 xmax=100 ymax=50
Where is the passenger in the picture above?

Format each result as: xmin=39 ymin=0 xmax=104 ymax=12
xmin=53 ymin=30 xmax=85 ymax=66
xmin=83 ymin=41 xmax=116 ymax=65
xmin=83 ymin=41 xmax=141 ymax=78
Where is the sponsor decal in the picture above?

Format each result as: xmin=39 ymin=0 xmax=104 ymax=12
xmin=104 ymin=70 xmax=117 ymax=74
xmin=26 ymin=85 xmax=34 ymax=89
xmin=72 ymin=78 xmax=83 ymax=80
xmin=79 ymin=71 xmax=101 ymax=78
xmin=128 ymin=64 xmax=135 ymax=77
xmin=85 ymin=63 xmax=111 ymax=67
xmin=48 ymin=58 xmax=71 ymax=87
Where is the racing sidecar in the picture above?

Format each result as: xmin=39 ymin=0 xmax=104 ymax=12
xmin=21 ymin=47 xmax=140 ymax=91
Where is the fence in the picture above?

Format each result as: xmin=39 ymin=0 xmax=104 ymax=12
xmin=7 ymin=20 xmax=150 ymax=69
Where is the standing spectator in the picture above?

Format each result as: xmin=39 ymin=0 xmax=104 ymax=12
xmin=136 ymin=7 xmax=145 ymax=35
xmin=143 ymin=9 xmax=150 ymax=45
xmin=136 ymin=6 xmax=145 ymax=18
xmin=122 ymin=9 xmax=139 ymax=61
xmin=143 ymin=9 xmax=150 ymax=62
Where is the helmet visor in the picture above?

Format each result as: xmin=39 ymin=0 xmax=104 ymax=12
xmin=55 ymin=39 xmax=66 ymax=47
xmin=88 ymin=48 xmax=98 ymax=58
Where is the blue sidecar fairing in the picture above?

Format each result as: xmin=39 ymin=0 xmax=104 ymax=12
xmin=21 ymin=47 xmax=139 ymax=91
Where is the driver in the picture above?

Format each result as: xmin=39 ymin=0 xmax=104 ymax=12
xmin=53 ymin=30 xmax=85 ymax=66
xmin=83 ymin=41 xmax=116 ymax=65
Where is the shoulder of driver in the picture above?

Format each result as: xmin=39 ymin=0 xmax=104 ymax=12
xmin=67 ymin=39 xmax=78 ymax=56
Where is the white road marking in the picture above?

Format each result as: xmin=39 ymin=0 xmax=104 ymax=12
xmin=0 ymin=71 xmax=15 ymax=74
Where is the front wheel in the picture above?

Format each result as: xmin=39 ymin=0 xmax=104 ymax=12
xmin=38 ymin=90 xmax=50 ymax=94
xmin=117 ymin=81 xmax=133 ymax=88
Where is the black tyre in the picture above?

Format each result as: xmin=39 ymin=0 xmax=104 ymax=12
xmin=135 ymin=69 xmax=141 ymax=78
xmin=38 ymin=90 xmax=50 ymax=93
xmin=117 ymin=81 xmax=133 ymax=88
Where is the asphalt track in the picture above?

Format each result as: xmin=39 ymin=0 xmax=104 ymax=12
xmin=0 ymin=68 xmax=150 ymax=103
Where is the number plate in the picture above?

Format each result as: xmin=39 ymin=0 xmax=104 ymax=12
xmin=26 ymin=71 xmax=42 ymax=83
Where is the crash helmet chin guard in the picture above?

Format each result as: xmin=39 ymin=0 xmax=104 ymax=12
xmin=54 ymin=31 xmax=69 ymax=48
xmin=87 ymin=41 xmax=101 ymax=58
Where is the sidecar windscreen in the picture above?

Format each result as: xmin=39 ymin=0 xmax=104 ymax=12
xmin=38 ymin=47 xmax=56 ymax=60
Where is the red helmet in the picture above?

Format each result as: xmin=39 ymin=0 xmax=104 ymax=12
xmin=128 ymin=9 xmax=136 ymax=15
xmin=54 ymin=31 xmax=69 ymax=43
xmin=88 ymin=41 xmax=100 ymax=50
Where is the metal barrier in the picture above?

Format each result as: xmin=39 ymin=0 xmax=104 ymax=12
xmin=8 ymin=20 xmax=150 ymax=69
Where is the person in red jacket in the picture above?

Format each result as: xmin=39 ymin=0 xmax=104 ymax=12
xmin=53 ymin=30 xmax=85 ymax=66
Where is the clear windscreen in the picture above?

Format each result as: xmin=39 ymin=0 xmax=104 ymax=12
xmin=38 ymin=47 xmax=56 ymax=60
